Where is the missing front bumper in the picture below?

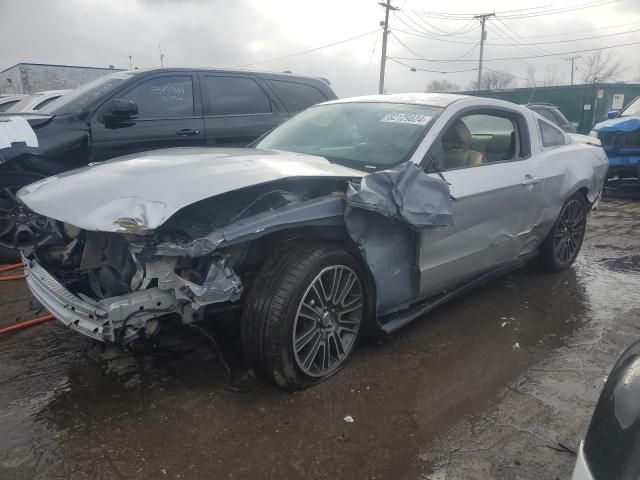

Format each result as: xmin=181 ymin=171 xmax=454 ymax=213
xmin=23 ymin=255 xmax=178 ymax=342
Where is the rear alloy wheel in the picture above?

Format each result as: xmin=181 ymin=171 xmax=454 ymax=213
xmin=241 ymin=243 xmax=368 ymax=390
xmin=540 ymin=192 xmax=587 ymax=271
xmin=0 ymin=173 xmax=56 ymax=261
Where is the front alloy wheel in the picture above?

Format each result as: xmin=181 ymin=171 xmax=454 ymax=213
xmin=292 ymin=265 xmax=363 ymax=377
xmin=242 ymin=243 xmax=368 ymax=390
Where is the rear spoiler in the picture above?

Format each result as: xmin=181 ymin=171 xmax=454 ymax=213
xmin=569 ymin=133 xmax=601 ymax=147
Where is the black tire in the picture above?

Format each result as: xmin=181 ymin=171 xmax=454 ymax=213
xmin=0 ymin=172 xmax=47 ymax=261
xmin=241 ymin=243 xmax=369 ymax=390
xmin=539 ymin=192 xmax=588 ymax=272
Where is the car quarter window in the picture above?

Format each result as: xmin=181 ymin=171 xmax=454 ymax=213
xmin=538 ymin=119 xmax=567 ymax=148
xmin=425 ymin=111 xmax=526 ymax=172
xmin=204 ymin=76 xmax=272 ymax=115
xmin=121 ymin=75 xmax=194 ymax=119
xmin=268 ymin=79 xmax=328 ymax=112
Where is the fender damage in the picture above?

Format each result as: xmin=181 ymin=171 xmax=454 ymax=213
xmin=18 ymin=150 xmax=453 ymax=344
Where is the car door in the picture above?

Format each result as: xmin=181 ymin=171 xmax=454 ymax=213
xmin=199 ymin=73 xmax=289 ymax=147
xmin=418 ymin=109 xmax=544 ymax=297
xmin=90 ymin=72 xmax=205 ymax=162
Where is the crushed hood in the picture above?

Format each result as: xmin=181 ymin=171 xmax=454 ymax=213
xmin=593 ymin=116 xmax=640 ymax=133
xmin=18 ymin=147 xmax=364 ymax=233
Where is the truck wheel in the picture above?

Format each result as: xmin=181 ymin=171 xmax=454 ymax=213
xmin=0 ymin=172 xmax=52 ymax=261
xmin=241 ymin=243 xmax=368 ymax=390
xmin=539 ymin=192 xmax=588 ymax=271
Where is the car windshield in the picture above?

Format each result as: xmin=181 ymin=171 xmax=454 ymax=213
xmin=40 ymin=72 xmax=132 ymax=114
xmin=619 ymin=96 xmax=640 ymax=117
xmin=254 ymin=102 xmax=442 ymax=171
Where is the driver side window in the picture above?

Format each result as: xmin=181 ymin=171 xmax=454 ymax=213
xmin=120 ymin=75 xmax=194 ymax=120
xmin=426 ymin=111 xmax=521 ymax=172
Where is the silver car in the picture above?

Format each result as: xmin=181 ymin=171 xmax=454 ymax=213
xmin=16 ymin=93 xmax=608 ymax=389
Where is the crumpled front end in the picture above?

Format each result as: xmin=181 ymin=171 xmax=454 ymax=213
xmin=22 ymin=230 xmax=243 ymax=344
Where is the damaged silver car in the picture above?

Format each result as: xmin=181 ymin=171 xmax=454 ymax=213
xmin=17 ymin=94 xmax=608 ymax=389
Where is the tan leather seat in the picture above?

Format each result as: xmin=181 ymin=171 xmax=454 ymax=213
xmin=442 ymin=120 xmax=487 ymax=169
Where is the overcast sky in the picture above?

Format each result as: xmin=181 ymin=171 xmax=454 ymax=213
xmin=1 ymin=0 xmax=640 ymax=97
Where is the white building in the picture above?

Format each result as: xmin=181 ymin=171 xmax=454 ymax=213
xmin=0 ymin=63 xmax=123 ymax=95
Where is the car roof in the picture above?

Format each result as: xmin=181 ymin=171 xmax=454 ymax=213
xmin=120 ymin=67 xmax=331 ymax=84
xmin=324 ymin=93 xmax=470 ymax=108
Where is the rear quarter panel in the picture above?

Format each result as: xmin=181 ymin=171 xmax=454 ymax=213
xmin=536 ymin=140 xmax=608 ymax=241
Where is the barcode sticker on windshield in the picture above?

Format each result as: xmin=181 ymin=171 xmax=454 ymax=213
xmin=381 ymin=113 xmax=432 ymax=125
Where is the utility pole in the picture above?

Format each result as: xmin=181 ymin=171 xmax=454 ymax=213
xmin=128 ymin=55 xmax=133 ymax=70
xmin=378 ymin=0 xmax=398 ymax=94
xmin=567 ymin=56 xmax=580 ymax=85
xmin=474 ymin=13 xmax=494 ymax=90
xmin=159 ymin=44 xmax=165 ymax=67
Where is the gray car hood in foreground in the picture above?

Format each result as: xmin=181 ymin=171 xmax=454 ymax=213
xmin=18 ymin=147 xmax=365 ymax=233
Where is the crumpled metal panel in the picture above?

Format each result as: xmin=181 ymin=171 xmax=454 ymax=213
xmin=345 ymin=162 xmax=454 ymax=314
xmin=154 ymin=196 xmax=347 ymax=257
xmin=345 ymin=162 xmax=454 ymax=228
xmin=155 ymin=162 xmax=454 ymax=314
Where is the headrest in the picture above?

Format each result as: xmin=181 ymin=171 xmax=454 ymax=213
xmin=442 ymin=120 xmax=471 ymax=145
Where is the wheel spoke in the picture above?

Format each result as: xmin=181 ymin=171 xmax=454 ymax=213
xmin=302 ymin=335 xmax=322 ymax=370
xmin=295 ymin=325 xmax=318 ymax=351
xmin=329 ymin=268 xmax=343 ymax=303
xmin=310 ymin=284 xmax=326 ymax=308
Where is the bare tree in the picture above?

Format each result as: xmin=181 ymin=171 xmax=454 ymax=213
xmin=579 ymin=51 xmax=628 ymax=84
xmin=525 ymin=65 xmax=562 ymax=87
xmin=525 ymin=66 xmax=538 ymax=87
xmin=467 ymin=71 xmax=513 ymax=90
xmin=425 ymin=79 xmax=460 ymax=93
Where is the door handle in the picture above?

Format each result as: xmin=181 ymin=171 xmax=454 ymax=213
xmin=521 ymin=176 xmax=542 ymax=186
xmin=176 ymin=128 xmax=200 ymax=136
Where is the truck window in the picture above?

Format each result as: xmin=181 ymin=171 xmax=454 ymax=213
xmin=269 ymin=80 xmax=328 ymax=112
xmin=203 ymin=76 xmax=272 ymax=116
xmin=531 ymin=107 xmax=558 ymax=125
xmin=121 ymin=76 xmax=194 ymax=119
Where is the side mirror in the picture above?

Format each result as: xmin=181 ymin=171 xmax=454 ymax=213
xmin=104 ymin=99 xmax=138 ymax=123
xmin=607 ymin=110 xmax=620 ymax=119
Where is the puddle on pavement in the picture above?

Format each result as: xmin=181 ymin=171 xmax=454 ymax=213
xmin=600 ymin=254 xmax=640 ymax=274
xmin=1 ymin=199 xmax=639 ymax=479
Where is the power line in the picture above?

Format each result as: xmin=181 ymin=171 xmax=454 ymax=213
xmin=505 ymin=20 xmax=640 ymax=39
xmin=409 ymin=0 xmax=622 ymax=20
xmin=360 ymin=33 xmax=380 ymax=95
xmin=400 ymin=1 xmax=478 ymax=36
xmin=498 ymin=0 xmax=621 ymax=18
xmin=390 ymin=38 xmax=640 ymax=63
xmin=227 ymin=30 xmax=378 ymax=69
xmin=388 ymin=57 xmax=478 ymax=74
xmin=392 ymin=25 xmax=482 ymax=45
xmin=495 ymin=22 xmax=640 ymax=45
xmin=389 ymin=31 xmax=478 ymax=62
xmin=491 ymin=17 xmax=556 ymax=56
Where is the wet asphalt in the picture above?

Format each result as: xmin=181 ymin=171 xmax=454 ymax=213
xmin=0 ymin=198 xmax=639 ymax=480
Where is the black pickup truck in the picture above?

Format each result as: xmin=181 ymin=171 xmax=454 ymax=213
xmin=0 ymin=68 xmax=337 ymax=259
